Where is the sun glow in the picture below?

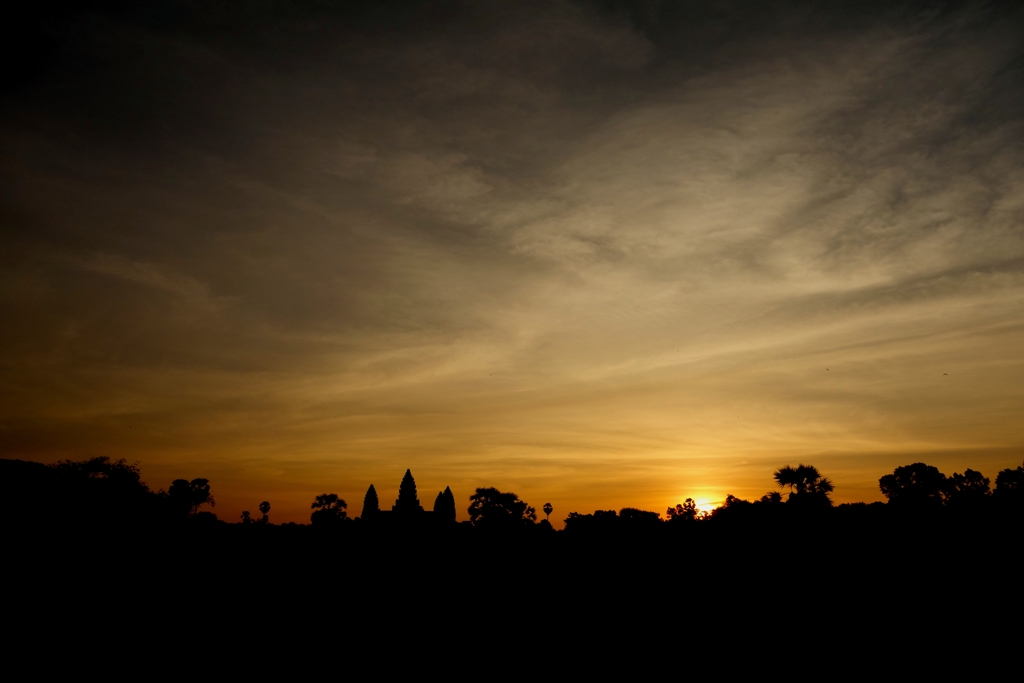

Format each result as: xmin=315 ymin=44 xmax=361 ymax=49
xmin=677 ymin=497 xmax=721 ymax=515
xmin=694 ymin=500 xmax=719 ymax=514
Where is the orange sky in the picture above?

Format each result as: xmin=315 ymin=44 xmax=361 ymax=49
xmin=2 ymin=1 xmax=1023 ymax=525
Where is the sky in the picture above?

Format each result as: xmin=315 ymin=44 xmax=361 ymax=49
xmin=2 ymin=0 xmax=1024 ymax=525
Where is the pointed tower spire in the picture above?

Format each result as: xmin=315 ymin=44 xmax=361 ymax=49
xmin=393 ymin=469 xmax=423 ymax=513
xmin=435 ymin=485 xmax=456 ymax=523
xmin=361 ymin=484 xmax=380 ymax=518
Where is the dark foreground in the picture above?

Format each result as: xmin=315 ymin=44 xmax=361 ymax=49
xmin=3 ymin=455 xmax=1022 ymax=658
xmin=7 ymin=513 xmax=1020 ymax=639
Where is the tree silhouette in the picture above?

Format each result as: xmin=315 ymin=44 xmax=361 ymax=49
xmin=563 ymin=511 xmax=589 ymax=533
xmin=361 ymin=484 xmax=380 ymax=518
xmin=879 ymin=463 xmax=946 ymax=508
xmin=433 ymin=486 xmax=456 ymax=523
xmin=562 ymin=509 xmax=620 ymax=534
xmin=774 ymin=464 xmax=833 ymax=506
xmin=994 ymin=461 xmax=1024 ymax=508
xmin=240 ymin=510 xmax=252 ymax=524
xmin=543 ymin=502 xmax=553 ymax=522
xmin=619 ymin=508 xmax=661 ymax=525
xmin=310 ymin=493 xmax=347 ymax=526
xmin=708 ymin=494 xmax=757 ymax=521
xmin=52 ymin=456 xmax=146 ymax=489
xmin=995 ymin=461 xmax=1024 ymax=494
xmin=667 ymin=498 xmax=699 ymax=522
xmin=46 ymin=457 xmax=154 ymax=523
xmin=258 ymin=500 xmax=270 ymax=523
xmin=168 ymin=478 xmax=216 ymax=517
xmin=944 ymin=469 xmax=990 ymax=507
xmin=393 ymin=469 xmax=422 ymax=513
xmin=468 ymin=487 xmax=536 ymax=529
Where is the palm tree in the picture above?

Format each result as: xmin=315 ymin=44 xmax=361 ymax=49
xmin=774 ymin=464 xmax=833 ymax=505
xmin=258 ymin=500 xmax=271 ymax=523
xmin=774 ymin=465 xmax=801 ymax=494
xmin=543 ymin=502 xmax=553 ymax=522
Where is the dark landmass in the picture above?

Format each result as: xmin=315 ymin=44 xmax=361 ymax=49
xmin=4 ymin=456 xmax=1021 ymax=639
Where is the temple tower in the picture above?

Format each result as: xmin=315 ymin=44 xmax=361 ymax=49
xmin=361 ymin=484 xmax=380 ymax=518
xmin=433 ymin=485 xmax=456 ymax=523
xmin=392 ymin=469 xmax=423 ymax=514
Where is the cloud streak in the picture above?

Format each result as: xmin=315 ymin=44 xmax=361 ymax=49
xmin=2 ymin=0 xmax=1023 ymax=523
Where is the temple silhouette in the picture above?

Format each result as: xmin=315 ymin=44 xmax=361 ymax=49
xmin=361 ymin=469 xmax=457 ymax=525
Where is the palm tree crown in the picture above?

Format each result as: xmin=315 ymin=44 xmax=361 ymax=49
xmin=773 ymin=464 xmax=834 ymax=501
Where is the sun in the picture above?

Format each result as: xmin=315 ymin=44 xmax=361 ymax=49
xmin=668 ymin=495 xmax=722 ymax=516
xmin=693 ymin=499 xmax=718 ymax=514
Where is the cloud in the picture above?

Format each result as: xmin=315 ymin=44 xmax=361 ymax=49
xmin=2 ymin=1 xmax=1024 ymax=522
xmin=75 ymin=253 xmax=224 ymax=312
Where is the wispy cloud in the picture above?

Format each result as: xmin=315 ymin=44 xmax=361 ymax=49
xmin=2 ymin=1 xmax=1023 ymax=523
xmin=75 ymin=253 xmax=224 ymax=312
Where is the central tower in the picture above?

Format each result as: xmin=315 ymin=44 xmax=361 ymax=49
xmin=392 ymin=469 xmax=424 ymax=514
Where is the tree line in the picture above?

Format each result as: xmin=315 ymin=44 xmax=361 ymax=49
xmin=1 ymin=456 xmax=1022 ymax=533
